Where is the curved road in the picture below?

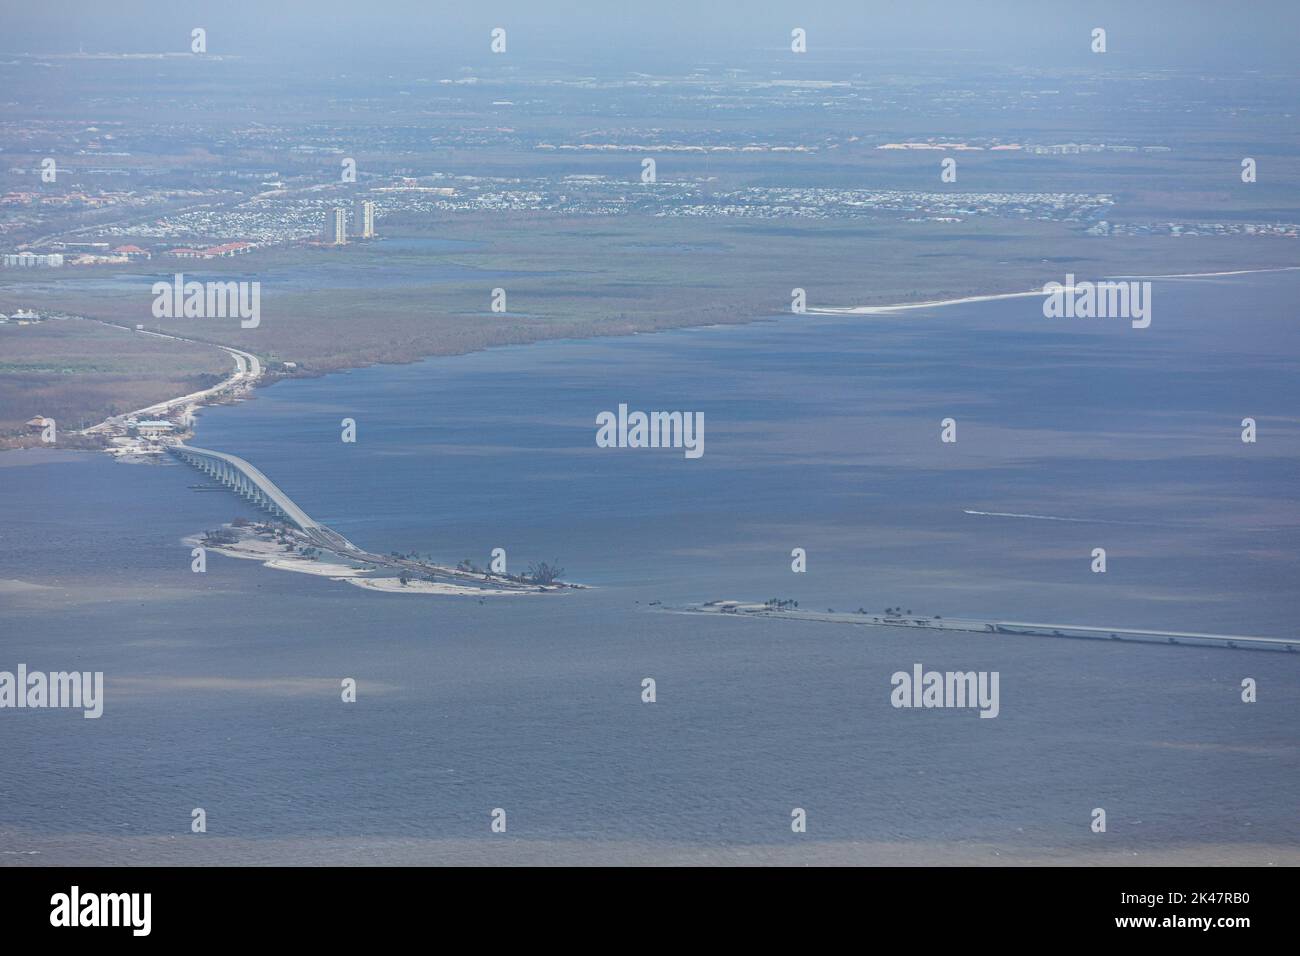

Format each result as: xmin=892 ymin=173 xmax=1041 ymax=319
xmin=170 ymin=444 xmax=319 ymax=531
xmin=80 ymin=325 xmax=262 ymax=435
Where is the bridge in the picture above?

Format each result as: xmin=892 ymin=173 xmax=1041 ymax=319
xmin=685 ymin=604 xmax=1298 ymax=652
xmin=169 ymin=444 xmax=361 ymax=553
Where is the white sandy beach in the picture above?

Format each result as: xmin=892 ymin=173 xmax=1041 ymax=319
xmin=806 ymin=289 xmax=1043 ymax=315
xmin=262 ymin=557 xmax=373 ymax=577
xmin=805 ymin=265 xmax=1299 ymax=315
xmin=183 ymin=528 xmax=561 ymax=595
xmin=344 ymin=577 xmax=543 ymax=596
xmin=1103 ymin=265 xmax=1300 ymax=279
xmin=182 ymin=531 xmax=376 ymax=579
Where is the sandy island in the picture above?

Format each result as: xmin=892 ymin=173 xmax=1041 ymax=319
xmin=184 ymin=526 xmax=568 ymax=597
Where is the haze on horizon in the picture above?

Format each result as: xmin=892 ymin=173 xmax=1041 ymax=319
xmin=2 ymin=0 xmax=1298 ymax=71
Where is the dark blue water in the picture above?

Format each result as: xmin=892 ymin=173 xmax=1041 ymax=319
xmin=197 ymin=271 xmax=1300 ymax=631
xmin=2 ymin=272 xmax=1297 ymax=864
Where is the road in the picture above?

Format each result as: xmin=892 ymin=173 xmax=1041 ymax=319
xmin=678 ymin=604 xmax=1298 ymax=652
xmin=79 ymin=325 xmax=262 ymax=435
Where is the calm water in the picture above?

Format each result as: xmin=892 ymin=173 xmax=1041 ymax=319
xmin=2 ymin=272 xmax=1298 ymax=864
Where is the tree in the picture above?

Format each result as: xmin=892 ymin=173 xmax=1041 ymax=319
xmin=527 ymin=560 xmax=565 ymax=585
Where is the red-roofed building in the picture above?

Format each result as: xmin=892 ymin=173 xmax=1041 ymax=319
xmin=112 ymin=244 xmax=151 ymax=260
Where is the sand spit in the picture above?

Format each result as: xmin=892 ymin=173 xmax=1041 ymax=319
xmin=807 ymin=289 xmax=1043 ymax=315
xmin=182 ymin=525 xmax=572 ymax=596
xmin=807 ymin=266 xmax=1299 ymax=316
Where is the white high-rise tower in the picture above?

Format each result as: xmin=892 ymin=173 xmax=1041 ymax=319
xmin=357 ymin=200 xmax=376 ymax=239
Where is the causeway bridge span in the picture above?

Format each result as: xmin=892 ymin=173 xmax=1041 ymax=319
xmin=168 ymin=444 xmax=567 ymax=592
xmin=169 ymin=444 xmax=360 ymax=554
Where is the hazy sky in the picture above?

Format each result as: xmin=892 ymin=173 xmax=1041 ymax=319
xmin=3 ymin=0 xmax=1297 ymax=70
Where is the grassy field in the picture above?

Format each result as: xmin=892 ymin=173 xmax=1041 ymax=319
xmin=0 ymin=319 xmax=228 ymax=436
xmin=1 ymin=212 xmax=1296 ymax=437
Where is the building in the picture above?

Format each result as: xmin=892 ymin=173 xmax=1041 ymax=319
xmin=68 ymin=253 xmax=129 ymax=265
xmin=203 ymin=241 xmax=255 ymax=257
xmin=26 ymin=416 xmax=53 ymax=433
xmin=3 ymin=252 xmax=64 ymax=268
xmin=112 ymin=244 xmax=151 ymax=260
xmin=330 ymin=207 xmax=347 ymax=246
xmin=166 ymin=242 xmax=255 ymax=260
xmin=356 ymin=200 xmax=376 ymax=239
xmin=130 ymin=420 xmax=176 ymax=438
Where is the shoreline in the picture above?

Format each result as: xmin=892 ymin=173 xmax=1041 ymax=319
xmin=184 ymin=527 xmax=576 ymax=597
xmin=79 ymin=324 xmax=264 ymax=440
xmin=1103 ymin=265 xmax=1300 ymax=279
xmin=806 ymin=264 xmax=1299 ymax=316
xmin=807 ymin=288 xmax=1043 ymax=315
xmin=8 ymin=262 xmax=1296 ymax=455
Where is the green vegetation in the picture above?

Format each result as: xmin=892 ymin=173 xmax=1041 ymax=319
xmin=4 ymin=209 xmax=1297 ymax=439
xmin=0 ymin=319 xmax=227 ymax=436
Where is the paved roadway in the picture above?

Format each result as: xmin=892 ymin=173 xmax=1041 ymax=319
xmin=80 ymin=325 xmax=261 ymax=435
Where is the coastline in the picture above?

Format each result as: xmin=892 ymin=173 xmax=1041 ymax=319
xmin=79 ymin=324 xmax=263 ymax=439
xmin=6 ymin=264 xmax=1296 ymax=451
xmin=807 ymin=288 xmax=1043 ymax=315
xmin=806 ymin=264 xmax=1299 ymax=316
xmin=182 ymin=527 xmax=580 ymax=596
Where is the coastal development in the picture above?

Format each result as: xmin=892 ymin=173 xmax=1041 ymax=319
xmin=78 ymin=328 xmax=262 ymax=455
